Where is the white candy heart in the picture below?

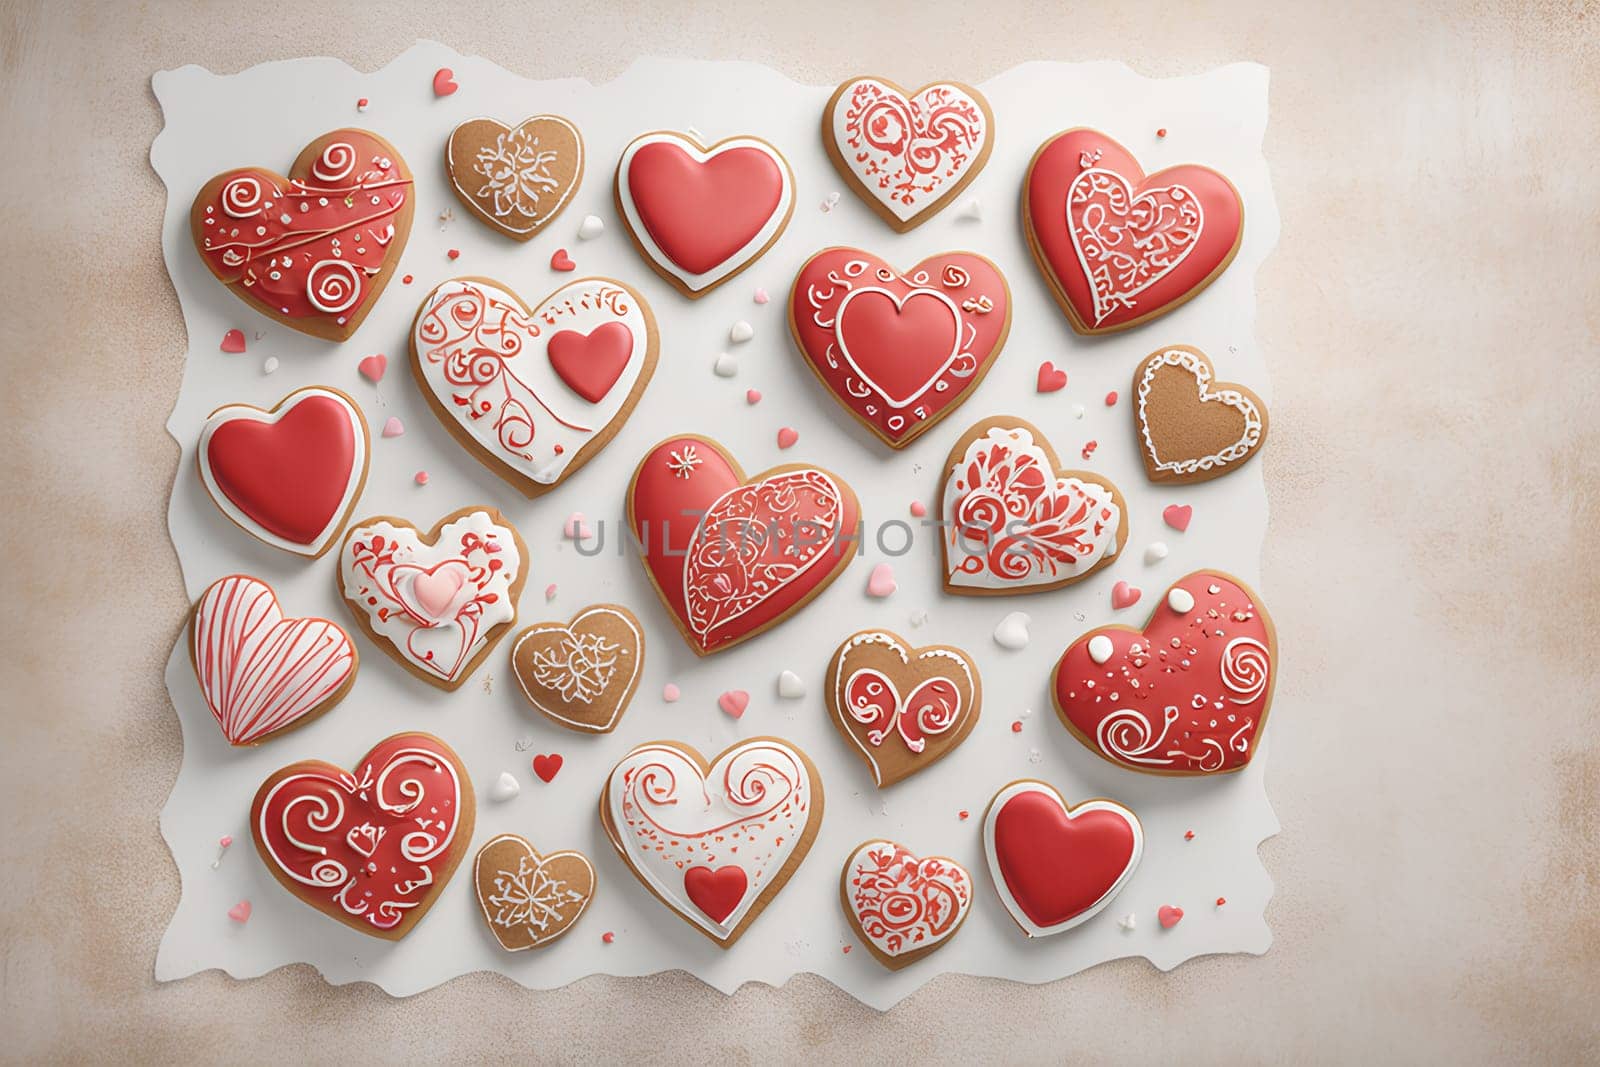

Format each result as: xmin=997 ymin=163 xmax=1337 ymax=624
xmin=490 ymin=771 xmax=521 ymax=802
xmin=993 ymin=611 xmax=1031 ymax=650
xmin=776 ymin=670 xmax=806 ymax=699
xmin=576 ymin=214 xmax=605 ymax=240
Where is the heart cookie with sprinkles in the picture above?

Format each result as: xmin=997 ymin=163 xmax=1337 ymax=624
xmin=510 ymin=604 xmax=644 ymax=734
xmin=1024 ymin=128 xmax=1242 ymax=335
xmin=446 ymin=115 xmax=583 ymax=241
xmin=473 ymin=834 xmax=595 ymax=951
xmin=1051 ymin=570 xmax=1277 ymax=775
xmin=191 ymin=129 xmax=414 ymax=341
xmin=1133 ymin=345 xmax=1268 ymax=484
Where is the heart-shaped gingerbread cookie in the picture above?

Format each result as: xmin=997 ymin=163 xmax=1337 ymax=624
xmin=447 ymin=116 xmax=583 ymax=241
xmin=190 ymin=129 xmax=413 ymax=341
xmin=601 ymin=737 xmax=824 ymax=947
xmin=940 ymin=416 xmax=1127 ymax=595
xmin=826 ymin=630 xmax=980 ymax=787
xmin=250 ymin=732 xmax=474 ymax=940
xmin=337 ymin=506 xmax=528 ymax=690
xmin=628 ymin=435 xmax=859 ymax=655
xmin=410 ymin=276 xmax=657 ymax=497
xmin=823 ymin=77 xmax=993 ymax=231
xmin=1133 ymin=346 xmax=1268 ymax=484
xmin=1052 ymin=570 xmax=1277 ymax=775
xmin=789 ymin=248 xmax=1011 ymax=448
xmin=510 ymin=604 xmax=643 ymax=733
xmin=473 ymin=833 xmax=595 ymax=951
xmin=841 ymin=839 xmax=973 ymax=969
xmin=1024 ymin=128 xmax=1242 ymax=335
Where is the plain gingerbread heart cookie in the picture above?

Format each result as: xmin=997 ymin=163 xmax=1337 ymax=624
xmin=510 ymin=604 xmax=644 ymax=733
xmin=250 ymin=731 xmax=474 ymax=940
xmin=473 ymin=833 xmax=595 ymax=951
xmin=822 ymin=76 xmax=994 ymax=232
xmin=601 ymin=737 xmax=824 ymax=947
xmin=446 ymin=115 xmax=583 ymax=241
xmin=1133 ymin=345 xmax=1268 ymax=484
xmin=841 ymin=839 xmax=973 ymax=969
xmin=1023 ymin=128 xmax=1242 ymax=335
xmin=190 ymin=129 xmax=414 ymax=341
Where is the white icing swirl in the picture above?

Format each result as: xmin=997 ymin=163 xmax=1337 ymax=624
xmin=1220 ymin=637 xmax=1269 ymax=704
xmin=221 ymin=175 xmax=264 ymax=218
xmin=306 ymin=259 xmax=361 ymax=313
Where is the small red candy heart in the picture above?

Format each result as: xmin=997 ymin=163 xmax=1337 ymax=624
xmin=1159 ymin=905 xmax=1184 ymax=928
xmin=1036 ymin=361 xmax=1068 ymax=393
xmin=358 ymin=353 xmax=387 ymax=383
xmin=1111 ymin=580 xmax=1142 ymax=610
xmin=432 ymin=68 xmax=458 ymax=97
xmin=718 ymin=690 xmax=750 ymax=719
xmin=1163 ymin=504 xmax=1193 ymax=532
xmin=550 ymin=248 xmax=576 ymax=272
xmin=220 ymin=329 xmax=247 ymax=354
xmin=532 ymin=753 xmax=564 ymax=783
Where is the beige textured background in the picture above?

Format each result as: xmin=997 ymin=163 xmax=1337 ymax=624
xmin=2 ymin=0 xmax=1596 ymax=1061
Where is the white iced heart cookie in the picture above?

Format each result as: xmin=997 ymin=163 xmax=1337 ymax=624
xmin=337 ymin=507 xmax=527 ymax=690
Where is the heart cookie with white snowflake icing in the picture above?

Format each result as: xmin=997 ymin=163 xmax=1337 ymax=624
xmin=601 ymin=737 xmax=824 ymax=947
xmin=510 ymin=604 xmax=643 ymax=734
xmin=410 ymin=275 xmax=658 ymax=497
xmin=939 ymin=416 xmax=1127 ymax=595
xmin=1052 ymin=570 xmax=1277 ymax=775
xmin=1133 ymin=345 xmax=1268 ymax=484
xmin=473 ymin=833 xmax=595 ymax=951
xmin=1024 ymin=128 xmax=1243 ymax=334
xmin=446 ymin=115 xmax=583 ymax=241
xmin=627 ymin=435 xmax=860 ymax=655
xmin=337 ymin=506 xmax=527 ymax=690
xmin=789 ymin=248 xmax=1011 ymax=448
xmin=251 ymin=731 xmax=474 ymax=940
xmin=191 ymin=129 xmax=414 ymax=341
xmin=841 ymin=839 xmax=973 ymax=969
xmin=823 ymin=77 xmax=993 ymax=231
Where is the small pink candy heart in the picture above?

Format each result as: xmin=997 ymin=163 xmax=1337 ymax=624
xmin=909 ymin=500 xmax=927 ymax=518
xmin=776 ymin=427 xmax=799 ymax=449
xmin=564 ymin=512 xmax=593 ymax=541
xmin=381 ymin=416 xmax=405 ymax=438
xmin=358 ymin=353 xmax=387 ymax=383
xmin=1158 ymin=905 xmax=1184 ymax=929
xmin=220 ymin=329 xmax=247 ymax=354
xmin=753 ymin=287 xmax=770 ymax=304
xmin=662 ymin=682 xmax=681 ymax=702
xmin=866 ymin=563 xmax=896 ymax=598
xmin=746 ymin=389 xmax=762 ymax=405
xmin=432 ymin=67 xmax=458 ymax=96
xmin=1163 ymin=504 xmax=1193 ymax=532
xmin=1111 ymin=580 xmax=1142 ymax=610
xmin=227 ymin=900 xmax=252 ymax=923
xmin=718 ymin=690 xmax=750 ymax=719
xmin=413 ymin=566 xmax=464 ymax=618
xmin=550 ymin=248 xmax=576 ymax=272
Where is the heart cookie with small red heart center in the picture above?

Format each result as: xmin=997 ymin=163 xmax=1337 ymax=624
xmin=473 ymin=833 xmax=595 ymax=951
xmin=191 ymin=129 xmax=413 ymax=341
xmin=250 ymin=732 xmax=474 ymax=940
xmin=841 ymin=839 xmax=973 ymax=969
xmin=627 ymin=435 xmax=859 ymax=655
xmin=789 ymin=249 xmax=1011 ymax=448
xmin=1024 ymin=128 xmax=1242 ymax=334
xmin=1053 ymin=570 xmax=1277 ymax=775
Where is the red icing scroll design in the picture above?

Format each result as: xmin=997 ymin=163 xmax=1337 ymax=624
xmin=1053 ymin=572 xmax=1275 ymax=774
xmin=846 ymin=842 xmax=971 ymax=956
xmin=192 ymin=575 xmax=354 ymax=745
xmin=843 ymin=670 xmax=961 ymax=753
xmin=792 ymin=250 xmax=1008 ymax=445
xmin=837 ymin=80 xmax=986 ymax=219
xmin=196 ymin=133 xmax=410 ymax=327
xmin=684 ymin=470 xmax=845 ymax=643
xmin=254 ymin=734 xmax=464 ymax=933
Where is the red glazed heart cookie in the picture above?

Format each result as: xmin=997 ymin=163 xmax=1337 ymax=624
xmin=510 ymin=604 xmax=644 ymax=734
xmin=1024 ymin=128 xmax=1242 ymax=335
xmin=841 ymin=839 xmax=973 ymax=969
xmin=337 ymin=506 xmax=528 ymax=690
xmin=1052 ymin=570 xmax=1277 ymax=775
xmin=189 ymin=574 xmax=357 ymax=746
xmin=250 ymin=731 xmax=474 ymax=940
xmin=627 ymin=435 xmax=860 ymax=655
xmin=614 ymin=131 xmax=794 ymax=298
xmin=601 ymin=737 xmax=824 ymax=947
xmin=983 ymin=779 xmax=1143 ymax=937
xmin=789 ymin=249 xmax=1011 ymax=448
xmin=473 ymin=833 xmax=595 ymax=951
xmin=191 ymin=129 xmax=413 ymax=341
xmin=1134 ymin=346 xmax=1268 ymax=484
xmin=823 ymin=77 xmax=993 ymax=231
xmin=196 ymin=386 xmax=369 ymax=558
xmin=939 ymin=416 xmax=1127 ymax=595
xmin=826 ymin=629 xmax=980 ymax=788
xmin=446 ymin=116 xmax=583 ymax=241
xmin=410 ymin=276 xmax=658 ymax=497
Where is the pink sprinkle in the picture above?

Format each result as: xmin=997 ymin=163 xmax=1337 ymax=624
xmin=219 ymin=328 xmax=247 ymax=354
xmin=402 ymin=274 xmax=414 ymax=285
xmin=356 ymin=97 xmax=369 ymax=111
xmin=1104 ymin=390 xmax=1119 ymax=407
xmin=866 ymin=563 xmax=896 ymax=598
xmin=718 ymin=690 xmax=750 ymax=719
xmin=544 ymin=583 xmax=557 ymax=601
xmin=1184 ymin=830 xmax=1195 ymax=841
xmin=219 ymin=835 xmax=233 ymax=848
xmin=909 ymin=500 xmax=927 ymax=518
xmin=958 ymin=810 xmax=970 ymax=820
xmin=746 ymin=389 xmax=762 ymax=405
xmin=602 ymin=931 xmax=616 ymax=944
xmin=1157 ymin=128 xmax=1169 ymax=138
xmin=777 ymin=427 xmax=799 ymax=449
xmin=1215 ymin=897 xmax=1227 ymax=907
xmin=1081 ymin=440 xmax=1098 ymax=461
xmin=227 ymin=900 xmax=252 ymax=923
xmin=1011 ymin=720 xmax=1022 ymax=733
xmin=563 ymin=512 xmax=593 ymax=541
xmin=753 ymin=288 xmax=770 ymax=304
xmin=413 ymin=470 xmax=429 ymax=486
xmin=842 ymin=945 xmax=852 ymax=954
xmin=381 ymin=416 xmax=405 ymax=438
xmin=662 ymin=682 xmax=681 ymax=702
xmin=446 ymin=248 xmax=460 ymax=260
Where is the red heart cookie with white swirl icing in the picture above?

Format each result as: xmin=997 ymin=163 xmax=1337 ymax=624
xmin=983 ymin=780 xmax=1143 ymax=937
xmin=614 ymin=131 xmax=794 ymax=297
xmin=939 ymin=416 xmax=1128 ymax=595
xmin=189 ymin=574 xmax=357 ymax=746
xmin=601 ymin=737 xmax=824 ymax=947
xmin=1024 ymin=128 xmax=1242 ymax=335
xmin=823 ymin=77 xmax=994 ymax=231
xmin=409 ymin=276 xmax=658 ymax=497
xmin=1052 ymin=570 xmax=1277 ymax=775
xmin=826 ymin=629 xmax=981 ymax=788
xmin=191 ymin=129 xmax=414 ymax=341
xmin=841 ymin=839 xmax=973 ymax=969
xmin=197 ymin=386 xmax=369 ymax=558
xmin=789 ymin=249 xmax=1011 ymax=449
xmin=627 ymin=435 xmax=860 ymax=655
xmin=250 ymin=731 xmax=474 ymax=940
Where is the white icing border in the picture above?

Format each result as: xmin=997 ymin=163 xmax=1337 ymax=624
xmin=828 ymin=630 xmax=976 ymax=787
xmin=1136 ymin=348 xmax=1263 ymax=476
